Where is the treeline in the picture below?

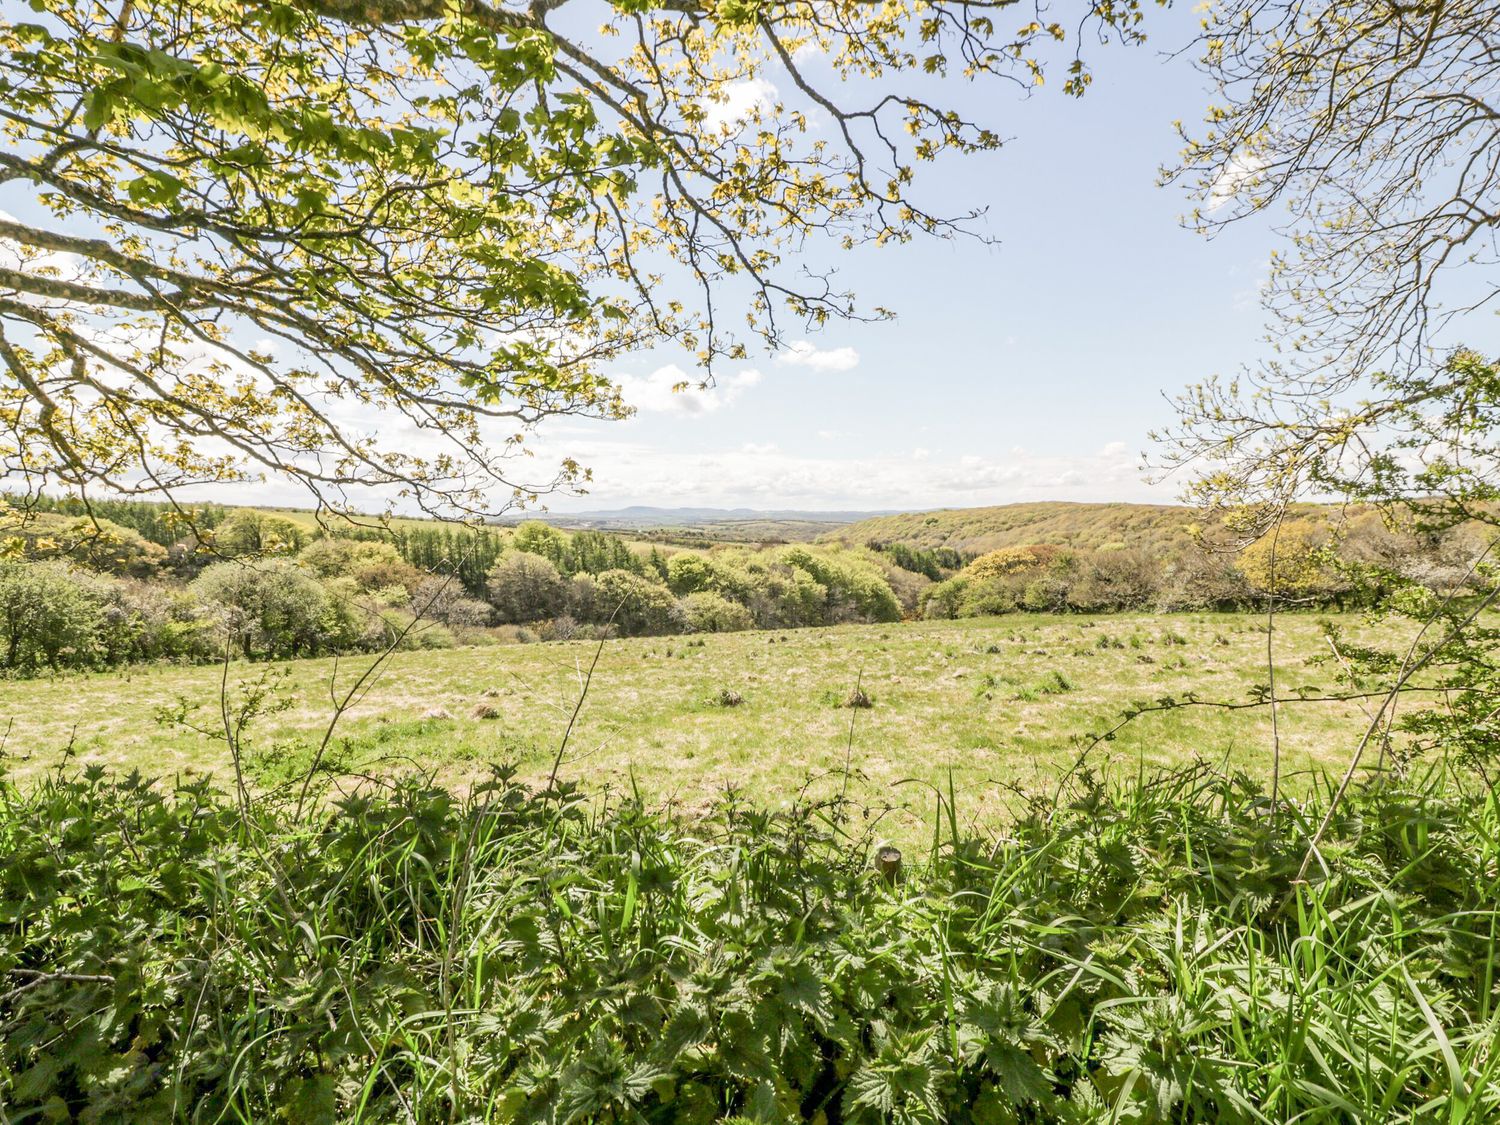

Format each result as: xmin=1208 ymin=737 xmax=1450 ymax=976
xmin=0 ymin=500 xmax=911 ymax=673
xmin=7 ymin=496 xmax=1483 ymax=674
xmin=912 ymin=512 xmax=1493 ymax=618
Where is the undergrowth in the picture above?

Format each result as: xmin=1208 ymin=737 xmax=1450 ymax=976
xmin=2 ymin=760 xmax=1498 ymax=1122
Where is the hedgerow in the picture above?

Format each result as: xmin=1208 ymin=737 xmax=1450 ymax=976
xmin=3 ymin=759 xmax=1497 ymax=1122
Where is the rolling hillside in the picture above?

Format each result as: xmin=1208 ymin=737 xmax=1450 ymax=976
xmin=821 ymin=502 xmax=1243 ymax=556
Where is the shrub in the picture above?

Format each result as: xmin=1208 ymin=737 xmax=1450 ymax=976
xmin=0 ymin=560 xmax=107 ymax=672
xmin=679 ymin=591 xmax=754 ymax=634
xmin=191 ymin=559 xmax=334 ymax=659
xmin=781 ymin=546 xmax=901 ymax=624
xmin=958 ymin=576 xmax=1019 ymax=617
xmin=593 ymin=569 xmax=682 ymax=636
xmin=1068 ymin=546 xmax=1161 ymax=611
xmin=300 ymin=538 xmax=422 ymax=593
xmin=209 ymin=509 xmax=308 ymax=557
xmin=1020 ymin=575 xmax=1070 ymax=612
xmin=921 ymin=575 xmax=969 ymax=619
xmin=410 ymin=575 xmax=493 ymax=628
xmin=485 ymin=551 xmax=567 ymax=624
xmin=0 ymin=511 xmax=167 ymax=577
xmin=97 ymin=580 xmax=218 ymax=665
xmin=965 ymin=544 xmax=1053 ymax=581
xmin=666 ymin=553 xmax=751 ymax=601
xmin=1238 ymin=519 xmax=1350 ymax=601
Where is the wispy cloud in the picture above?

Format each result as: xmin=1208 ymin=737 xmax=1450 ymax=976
xmin=533 ymin=436 xmax=1164 ymax=510
xmin=612 ymin=365 xmax=762 ymax=416
xmin=776 ymin=340 xmax=860 ymax=373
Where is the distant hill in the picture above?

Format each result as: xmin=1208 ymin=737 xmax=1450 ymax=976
xmin=821 ymin=502 xmax=1236 ymax=557
xmin=508 ymin=506 xmax=889 ymax=527
xmin=501 ymin=506 xmax=896 ymax=544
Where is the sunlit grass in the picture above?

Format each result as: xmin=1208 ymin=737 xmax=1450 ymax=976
xmin=7 ymin=613 xmax=1395 ymax=838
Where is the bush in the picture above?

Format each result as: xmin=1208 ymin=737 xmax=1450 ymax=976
xmin=781 ymin=546 xmax=901 ymax=624
xmin=593 ymin=569 xmax=682 ymax=636
xmin=192 ymin=559 xmax=336 ymax=659
xmin=97 ymin=580 xmax=218 ymax=665
xmin=0 ymin=561 xmax=107 ymax=672
xmin=300 ymin=538 xmax=423 ymax=593
xmin=0 ymin=511 xmax=167 ymax=577
xmin=666 ymin=553 xmax=751 ymax=601
xmin=678 ymin=591 xmax=754 ymax=633
xmin=208 ymin=510 xmax=308 ymax=557
xmin=410 ymin=575 xmax=493 ymax=628
xmin=1068 ymin=546 xmax=1160 ymax=612
xmin=1020 ymin=575 xmax=1070 ymax=612
xmin=3 ymin=762 xmax=1497 ymax=1122
xmin=958 ymin=576 xmax=1020 ymax=617
xmin=920 ymin=575 xmax=969 ymax=619
xmin=485 ymin=551 xmax=567 ymax=624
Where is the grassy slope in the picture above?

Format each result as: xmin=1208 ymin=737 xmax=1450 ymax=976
xmin=819 ymin=502 xmax=1209 ymax=554
xmin=820 ymin=500 xmax=1360 ymax=555
xmin=10 ymin=613 xmax=1381 ymax=837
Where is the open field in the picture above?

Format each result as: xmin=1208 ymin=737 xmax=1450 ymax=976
xmin=5 ymin=612 xmax=1393 ymax=830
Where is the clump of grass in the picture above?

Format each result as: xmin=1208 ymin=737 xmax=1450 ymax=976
xmin=470 ymin=702 xmax=502 ymax=720
xmin=4 ymin=760 xmax=1496 ymax=1122
xmin=712 ymin=688 xmax=744 ymax=707
xmin=419 ymin=706 xmax=453 ymax=721
xmin=841 ymin=686 xmax=875 ymax=709
xmin=1038 ymin=669 xmax=1073 ymax=694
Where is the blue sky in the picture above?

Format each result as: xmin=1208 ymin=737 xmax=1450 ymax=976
xmin=524 ymin=6 xmax=1283 ymax=513
xmin=2 ymin=5 xmax=1285 ymax=516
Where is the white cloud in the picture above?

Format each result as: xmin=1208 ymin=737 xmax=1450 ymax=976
xmin=612 ymin=364 xmax=762 ymax=416
xmin=704 ymin=78 xmax=777 ymax=134
xmin=1207 ymin=149 xmax=1267 ymax=211
xmin=776 ymin=340 xmax=860 ymax=373
xmin=527 ymin=436 xmax=1168 ymax=510
xmin=0 ymin=210 xmax=82 ymax=279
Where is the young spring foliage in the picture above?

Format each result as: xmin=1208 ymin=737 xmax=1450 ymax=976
xmin=0 ymin=0 xmax=1154 ymax=516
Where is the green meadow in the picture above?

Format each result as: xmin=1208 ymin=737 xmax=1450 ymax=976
xmin=14 ymin=612 xmax=1384 ymax=832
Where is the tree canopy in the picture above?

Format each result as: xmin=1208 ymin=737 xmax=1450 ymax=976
xmin=1160 ymin=0 xmax=1500 ymax=518
xmin=0 ymin=0 xmax=1150 ymax=518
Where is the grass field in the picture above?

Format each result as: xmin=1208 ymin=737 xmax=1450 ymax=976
xmin=2 ymin=612 xmax=1393 ymax=834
